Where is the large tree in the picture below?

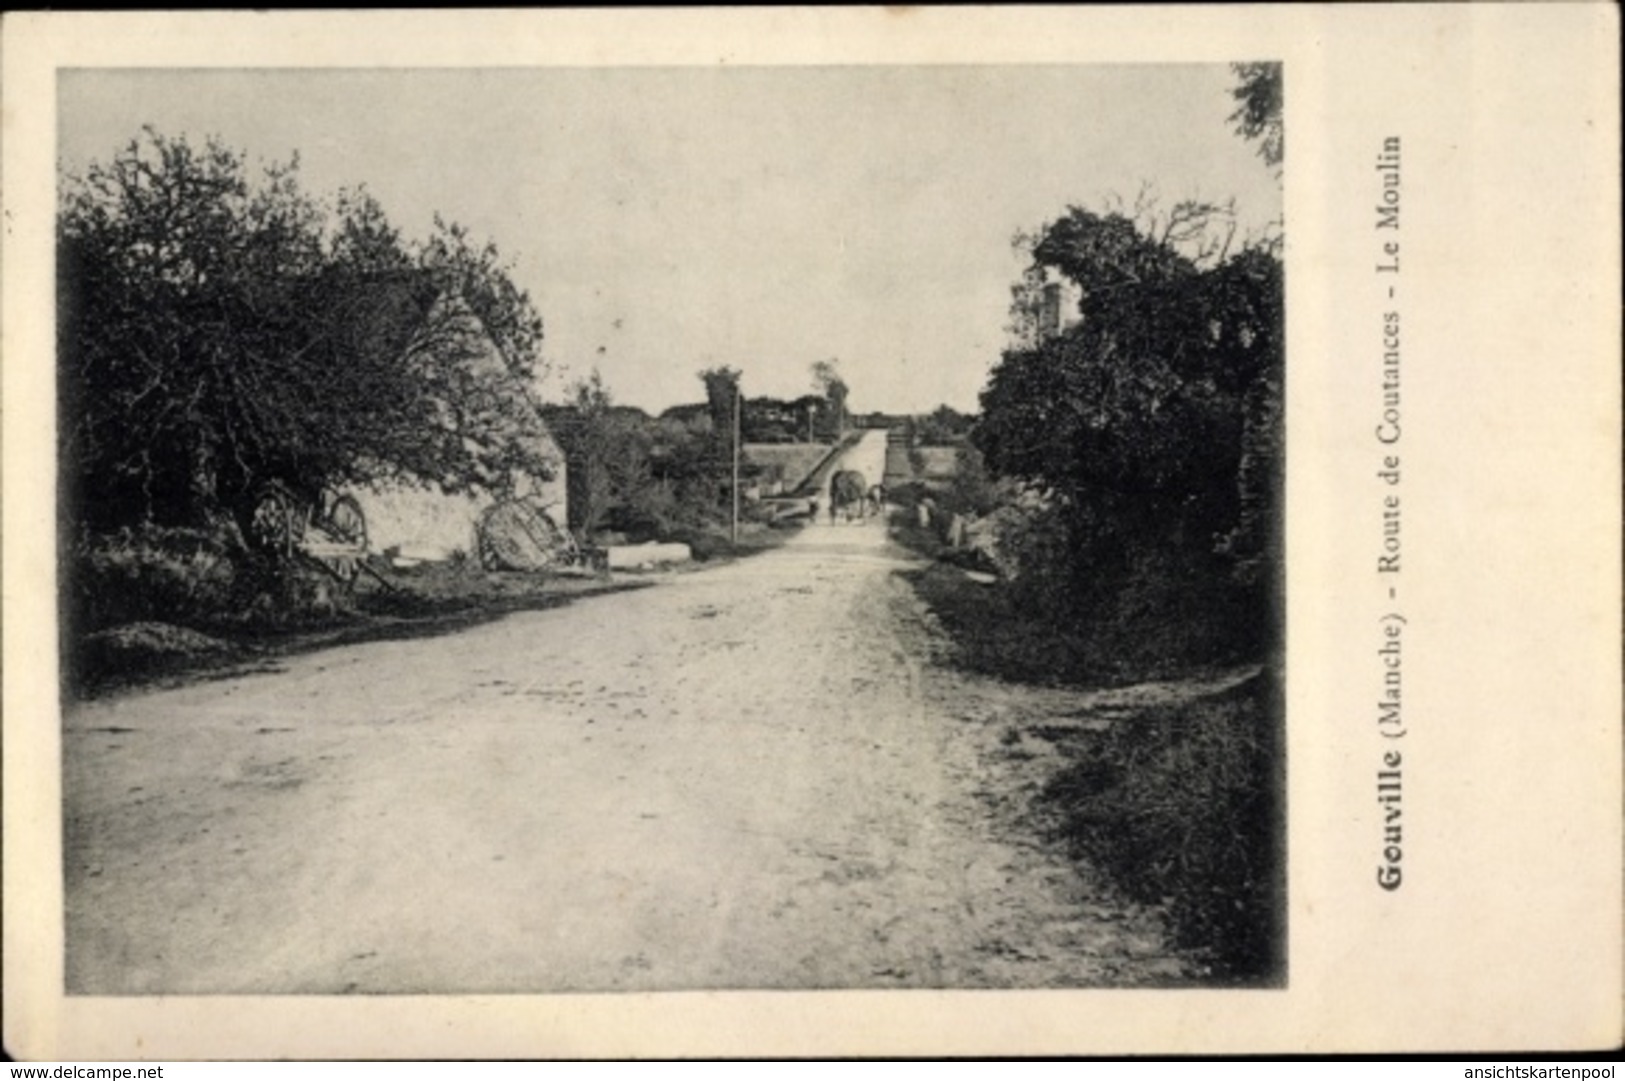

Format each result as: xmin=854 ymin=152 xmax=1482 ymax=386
xmin=810 ymin=358 xmax=849 ymax=440
xmin=58 ymin=128 xmax=553 ymax=532
xmin=975 ymin=198 xmax=1282 ymax=644
xmin=698 ymin=366 xmax=742 ymax=437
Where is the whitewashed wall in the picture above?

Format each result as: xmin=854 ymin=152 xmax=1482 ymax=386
xmin=350 ymin=462 xmax=567 ymax=563
xmin=349 ymin=480 xmax=486 ymax=562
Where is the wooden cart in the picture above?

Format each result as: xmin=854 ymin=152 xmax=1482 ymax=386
xmin=244 ymin=480 xmax=369 ymax=584
xmin=476 ymin=499 xmax=606 ymax=575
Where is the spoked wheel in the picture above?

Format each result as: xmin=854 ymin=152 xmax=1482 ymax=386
xmin=248 ymin=484 xmax=301 ymax=562
xmin=317 ymin=494 xmax=368 ymax=584
xmin=477 ymin=500 xmax=560 ymax=572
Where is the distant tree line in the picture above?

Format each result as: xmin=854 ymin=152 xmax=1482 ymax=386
xmin=901 ymin=405 xmax=977 ymax=446
xmin=543 ymin=358 xmax=876 ymax=543
xmin=541 ymin=369 xmax=741 ymax=542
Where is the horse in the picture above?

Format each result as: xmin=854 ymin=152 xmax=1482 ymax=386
xmin=831 ymin=469 xmax=868 ymax=523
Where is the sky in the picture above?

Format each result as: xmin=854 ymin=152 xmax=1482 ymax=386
xmin=59 ymin=65 xmax=1281 ymax=415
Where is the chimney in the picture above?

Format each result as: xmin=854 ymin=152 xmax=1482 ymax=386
xmin=1039 ymin=282 xmax=1063 ymax=340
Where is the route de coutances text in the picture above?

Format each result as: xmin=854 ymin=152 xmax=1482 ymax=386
xmin=1373 ymin=134 xmax=1407 ymax=892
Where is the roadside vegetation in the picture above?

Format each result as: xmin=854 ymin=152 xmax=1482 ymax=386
xmin=68 ymin=517 xmax=799 ymax=699
xmin=1042 ymin=669 xmax=1283 ymax=981
xmin=62 ymin=68 xmax=1285 ymax=979
xmin=57 ymin=129 xmax=810 ymax=698
xmin=893 ymin=64 xmax=1285 ymax=981
xmin=67 ymin=522 xmax=589 ymax=697
xmin=537 ymin=361 xmax=847 ymax=549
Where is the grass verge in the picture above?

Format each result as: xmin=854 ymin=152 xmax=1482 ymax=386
xmin=900 ymin=561 xmax=1104 ymax=686
xmin=1041 ymin=669 xmax=1284 ymax=982
xmin=68 ymin=561 xmax=644 ymax=700
xmin=894 ymin=522 xmax=1284 ymax=983
xmin=65 ymin=519 xmax=803 ymax=700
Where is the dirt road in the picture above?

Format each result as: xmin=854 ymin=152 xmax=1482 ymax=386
xmin=64 ymin=519 xmax=1193 ymax=993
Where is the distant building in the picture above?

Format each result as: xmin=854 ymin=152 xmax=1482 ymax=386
xmin=1037 ymin=271 xmax=1084 ymax=341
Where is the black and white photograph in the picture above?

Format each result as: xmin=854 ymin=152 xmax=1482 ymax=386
xmin=54 ymin=61 xmax=1284 ymax=995
xmin=4 ymin=6 xmax=1619 ymax=1061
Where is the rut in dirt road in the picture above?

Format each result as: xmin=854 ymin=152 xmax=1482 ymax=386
xmin=64 ymin=518 xmax=1194 ymax=993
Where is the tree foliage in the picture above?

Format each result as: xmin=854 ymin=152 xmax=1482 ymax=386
xmin=1230 ymin=62 xmax=1283 ymax=169
xmin=738 ymin=394 xmax=823 ymax=443
xmin=810 ymin=358 xmax=850 ymax=440
xmin=698 ymin=365 xmax=742 ymax=438
xmin=545 ymin=367 xmax=754 ymax=542
xmin=911 ymin=404 xmax=977 ymax=445
xmin=59 ymin=128 xmax=553 ymax=533
xmin=974 ymin=197 xmax=1282 ymax=661
xmin=543 ymin=370 xmax=653 ymax=539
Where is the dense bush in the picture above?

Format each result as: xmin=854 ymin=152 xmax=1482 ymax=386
xmin=1042 ymin=669 xmax=1284 ymax=981
xmin=991 ymin=500 xmax=1073 ymax=606
xmin=65 ymin=522 xmax=363 ymax=693
xmin=900 ymin=560 xmax=1102 ymax=687
xmin=897 ymin=538 xmax=1284 ymax=979
xmin=68 ymin=522 xmax=366 ymax=639
xmin=898 ymin=495 xmax=1261 ymax=683
xmin=70 ymin=524 xmax=242 ymax=634
xmin=547 ymin=369 xmax=758 ymax=546
xmin=974 ymin=202 xmax=1282 ymax=673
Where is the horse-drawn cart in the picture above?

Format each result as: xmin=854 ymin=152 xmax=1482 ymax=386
xmin=243 ymin=480 xmax=370 ymax=584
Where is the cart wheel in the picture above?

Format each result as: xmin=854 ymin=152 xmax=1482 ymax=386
xmin=320 ymin=495 xmax=367 ymax=583
xmin=248 ymin=485 xmax=299 ymax=561
xmin=477 ymin=500 xmax=556 ymax=572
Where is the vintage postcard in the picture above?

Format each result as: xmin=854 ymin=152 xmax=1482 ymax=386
xmin=3 ymin=5 xmax=1619 ymax=1058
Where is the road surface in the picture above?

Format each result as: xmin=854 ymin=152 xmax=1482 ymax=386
xmin=64 ymin=518 xmax=1193 ymax=993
